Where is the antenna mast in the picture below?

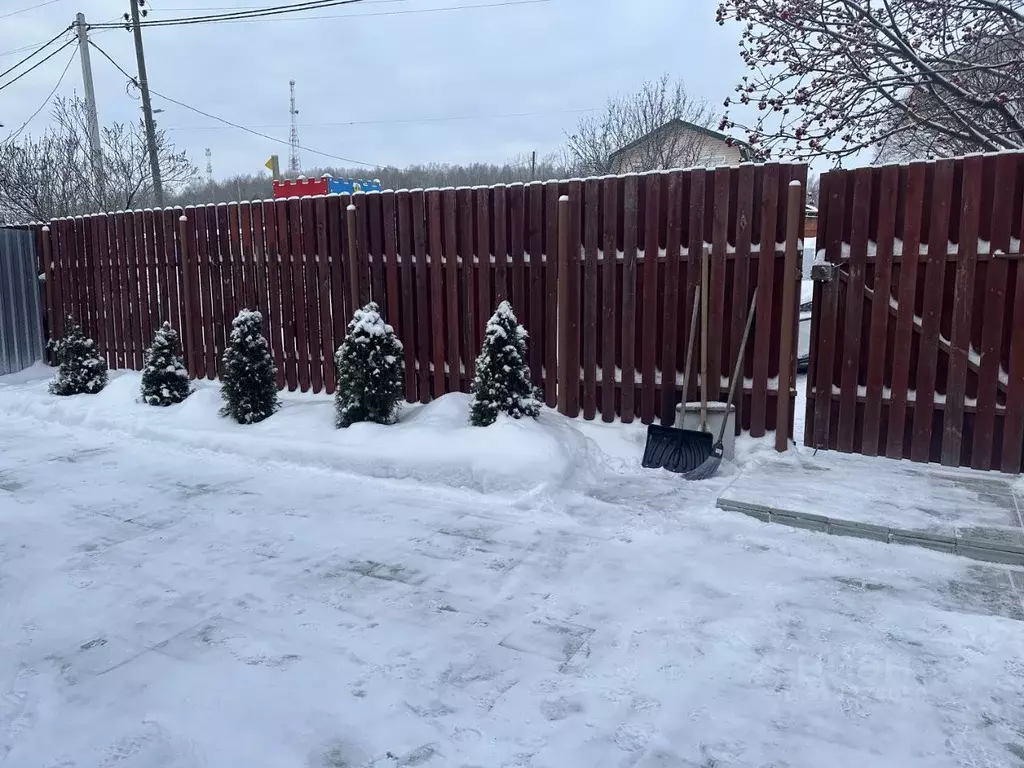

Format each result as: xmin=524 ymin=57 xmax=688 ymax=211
xmin=288 ymin=79 xmax=301 ymax=175
xmin=205 ymin=147 xmax=213 ymax=183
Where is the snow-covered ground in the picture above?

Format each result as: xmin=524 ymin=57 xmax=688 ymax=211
xmin=2 ymin=369 xmax=1024 ymax=767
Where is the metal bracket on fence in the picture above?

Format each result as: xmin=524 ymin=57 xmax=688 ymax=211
xmin=811 ymin=261 xmax=835 ymax=282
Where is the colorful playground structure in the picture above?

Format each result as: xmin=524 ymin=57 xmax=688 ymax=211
xmin=272 ymin=175 xmax=383 ymax=199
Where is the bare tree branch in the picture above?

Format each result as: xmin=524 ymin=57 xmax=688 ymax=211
xmin=716 ymin=0 xmax=1024 ymax=162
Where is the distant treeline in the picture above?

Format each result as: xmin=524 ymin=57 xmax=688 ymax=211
xmin=174 ymin=156 xmax=569 ymax=207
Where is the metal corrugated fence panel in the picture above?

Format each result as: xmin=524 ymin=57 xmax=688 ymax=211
xmin=0 ymin=228 xmax=45 ymax=375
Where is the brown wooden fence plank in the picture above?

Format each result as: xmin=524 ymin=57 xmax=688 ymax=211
xmin=751 ymin=164 xmax=780 ymax=438
xmin=443 ymin=188 xmax=461 ymax=393
xmin=659 ymin=171 xmax=683 ymax=426
xmin=248 ymin=203 xmax=266 ymax=327
xmin=136 ymin=211 xmax=153 ymax=345
xmin=327 ymin=195 xmax=347 ymax=345
xmin=493 ymin=184 xmax=508 ymax=303
xmin=225 ymin=203 xmax=241 ymax=317
xmin=124 ymin=212 xmax=144 ymax=369
xmin=47 ymin=222 xmax=64 ymax=342
xmin=731 ymin=165 xmax=754 ymax=433
xmin=97 ymin=216 xmax=116 ymax=368
xmin=620 ymin=175 xmax=639 ymax=422
xmin=459 ymin=188 xmax=477 ymax=387
xmin=911 ymin=159 xmax=955 ymax=463
xmin=69 ymin=217 xmax=84 ymax=334
xmin=1003 ymin=256 xmax=1024 ymax=472
xmin=602 ymin=176 xmax=619 ymax=421
xmin=412 ymin=190 xmax=431 ymax=403
xmin=544 ymin=182 xmax=559 ymax=407
xmin=972 ymin=155 xmax=1016 ymax=469
xmin=380 ymin=193 xmax=400 ymax=335
xmin=582 ymin=177 xmax=600 ymax=420
xmin=812 ymin=170 xmax=845 ymax=450
xmin=164 ymin=209 xmax=180 ymax=331
xmin=640 ymin=174 xmax=661 ymax=424
xmin=300 ymin=196 xmax=323 ymax=393
xmin=567 ymin=179 xmax=583 ymax=419
xmin=316 ymin=195 xmax=335 ymax=394
xmin=114 ymin=214 xmax=130 ymax=368
xmin=476 ymin=187 xmax=492 ymax=329
xmin=181 ymin=209 xmax=199 ymax=376
xmin=886 ymin=162 xmax=927 ymax=459
xmin=276 ymin=199 xmax=298 ymax=391
xmin=367 ymin=193 xmax=385 ymax=305
xmin=147 ymin=211 xmax=163 ymax=334
xmin=285 ymin=198 xmax=308 ymax=391
xmin=85 ymin=217 xmax=105 ymax=362
xmin=709 ymin=167 xmax=731 ymax=409
xmin=428 ymin=189 xmax=446 ymax=397
xmin=509 ymin=183 xmax=526 ymax=313
xmin=194 ymin=207 xmax=214 ymax=379
xmin=239 ymin=202 xmax=255 ymax=310
xmin=397 ymin=190 xmax=417 ymax=401
xmin=837 ymin=167 xmax=873 ymax=452
xmin=686 ymin=171 xmax=707 ymax=412
xmin=941 ymin=155 xmax=983 ymax=466
xmin=527 ymin=183 xmax=544 ymax=389
xmin=207 ymin=205 xmax=226 ymax=366
xmin=264 ymin=201 xmax=286 ymax=389
xmin=862 ymin=165 xmax=899 ymax=456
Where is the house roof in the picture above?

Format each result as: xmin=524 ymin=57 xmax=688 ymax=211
xmin=608 ymin=118 xmax=754 ymax=163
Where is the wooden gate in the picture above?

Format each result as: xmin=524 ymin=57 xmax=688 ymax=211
xmin=805 ymin=152 xmax=1024 ymax=473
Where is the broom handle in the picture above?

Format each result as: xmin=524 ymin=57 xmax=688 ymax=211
xmin=717 ymin=291 xmax=758 ymax=445
xmin=700 ymin=246 xmax=709 ymax=431
xmin=680 ymin=287 xmax=701 ymax=415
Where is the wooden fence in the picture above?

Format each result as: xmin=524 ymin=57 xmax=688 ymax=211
xmin=35 ymin=165 xmax=805 ymax=435
xmin=806 ymin=152 xmax=1024 ymax=472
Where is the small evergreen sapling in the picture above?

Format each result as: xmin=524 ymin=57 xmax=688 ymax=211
xmin=334 ymin=302 xmax=404 ymax=427
xmin=140 ymin=322 xmax=191 ymax=406
xmin=48 ymin=316 xmax=108 ymax=396
xmin=220 ymin=309 xmax=279 ymax=424
xmin=470 ymin=301 xmax=541 ymax=427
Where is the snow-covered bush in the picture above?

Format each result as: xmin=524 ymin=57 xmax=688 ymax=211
xmin=470 ymin=301 xmax=541 ymax=427
xmin=220 ymin=309 xmax=279 ymax=425
xmin=140 ymin=321 xmax=191 ymax=406
xmin=334 ymin=302 xmax=404 ymax=428
xmin=48 ymin=317 xmax=108 ymax=396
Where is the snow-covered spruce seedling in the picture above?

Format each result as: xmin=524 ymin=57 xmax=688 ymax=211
xmin=140 ymin=322 xmax=191 ymax=406
xmin=48 ymin=316 xmax=108 ymax=396
xmin=470 ymin=301 xmax=541 ymax=427
xmin=334 ymin=302 xmax=404 ymax=428
xmin=220 ymin=309 xmax=279 ymax=425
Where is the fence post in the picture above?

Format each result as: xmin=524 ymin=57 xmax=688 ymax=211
xmin=40 ymin=224 xmax=55 ymax=361
xmin=346 ymin=203 xmax=361 ymax=316
xmin=776 ymin=180 xmax=803 ymax=451
xmin=557 ymin=194 xmax=571 ymax=416
xmin=178 ymin=213 xmax=197 ymax=379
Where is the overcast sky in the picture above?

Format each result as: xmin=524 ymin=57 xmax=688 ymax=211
xmin=0 ymin=0 xmax=746 ymax=179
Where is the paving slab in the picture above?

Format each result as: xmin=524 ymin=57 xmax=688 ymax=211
xmin=719 ymin=449 xmax=1024 ymax=565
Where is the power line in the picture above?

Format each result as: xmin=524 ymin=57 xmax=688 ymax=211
xmin=0 ymin=0 xmax=63 ymax=21
xmin=89 ymin=41 xmax=383 ymax=167
xmin=0 ymin=38 xmax=76 ymax=94
xmin=0 ymin=28 xmax=71 ymax=82
xmin=2 ymin=43 xmax=77 ymax=144
xmin=89 ymin=0 xmax=368 ymax=28
xmin=88 ymin=0 xmax=546 ymax=28
xmin=165 ymin=106 xmax=597 ymax=131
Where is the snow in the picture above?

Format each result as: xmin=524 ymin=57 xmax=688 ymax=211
xmin=2 ymin=369 xmax=1024 ymax=766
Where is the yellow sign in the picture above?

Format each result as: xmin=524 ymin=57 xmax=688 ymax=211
xmin=264 ymin=156 xmax=275 ymax=171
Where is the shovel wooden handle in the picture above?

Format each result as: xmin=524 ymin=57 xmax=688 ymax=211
xmin=700 ymin=246 xmax=709 ymax=431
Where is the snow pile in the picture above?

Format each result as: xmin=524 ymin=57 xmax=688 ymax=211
xmin=0 ymin=371 xmax=635 ymax=496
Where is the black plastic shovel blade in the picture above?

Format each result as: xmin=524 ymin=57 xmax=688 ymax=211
xmin=641 ymin=424 xmax=714 ymax=474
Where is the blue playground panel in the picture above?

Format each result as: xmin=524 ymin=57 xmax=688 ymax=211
xmin=327 ymin=178 xmax=382 ymax=194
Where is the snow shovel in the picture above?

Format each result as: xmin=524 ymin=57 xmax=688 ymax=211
xmin=683 ymin=290 xmax=758 ymax=481
xmin=641 ymin=287 xmax=713 ymax=473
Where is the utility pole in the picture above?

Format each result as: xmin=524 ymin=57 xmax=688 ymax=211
xmin=127 ymin=0 xmax=163 ymax=206
xmin=75 ymin=13 xmax=104 ymax=198
xmin=288 ymin=79 xmax=301 ymax=175
xmin=530 ymin=150 xmax=536 ymax=179
xmin=205 ymin=147 xmax=213 ymax=183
